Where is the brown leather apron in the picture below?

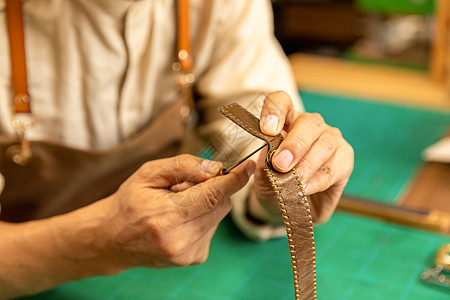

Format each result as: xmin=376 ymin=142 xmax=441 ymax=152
xmin=0 ymin=0 xmax=196 ymax=222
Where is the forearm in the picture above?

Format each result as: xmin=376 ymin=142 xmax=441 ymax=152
xmin=0 ymin=199 xmax=114 ymax=299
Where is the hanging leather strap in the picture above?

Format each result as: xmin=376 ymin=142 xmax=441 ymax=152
xmin=177 ymin=0 xmax=192 ymax=72
xmin=6 ymin=0 xmax=192 ymax=112
xmin=219 ymin=103 xmax=317 ymax=300
xmin=6 ymin=0 xmax=31 ymax=114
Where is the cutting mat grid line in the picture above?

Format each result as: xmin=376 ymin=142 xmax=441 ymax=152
xmin=398 ymin=237 xmax=437 ymax=300
xmin=164 ymin=263 xmax=207 ymax=300
xmin=340 ymin=228 xmax=392 ymax=299
xmin=105 ymin=271 xmax=145 ymax=300
xmin=226 ymin=245 xmax=283 ymax=298
xmin=314 ymin=213 xmax=450 ymax=300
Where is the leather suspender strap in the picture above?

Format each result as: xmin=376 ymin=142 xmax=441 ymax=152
xmin=6 ymin=0 xmax=31 ymax=114
xmin=176 ymin=0 xmax=192 ymax=72
xmin=6 ymin=0 xmax=192 ymax=112
xmin=219 ymin=103 xmax=317 ymax=300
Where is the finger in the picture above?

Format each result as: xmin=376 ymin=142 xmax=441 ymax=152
xmin=294 ymin=129 xmax=337 ymax=183
xmin=272 ymin=113 xmax=326 ymax=172
xmin=190 ymin=224 xmax=219 ymax=265
xmin=260 ymin=91 xmax=295 ymax=136
xmin=179 ymin=160 xmax=255 ymax=219
xmin=308 ymin=185 xmax=345 ymax=225
xmin=170 ymin=181 xmax=196 ymax=193
xmin=173 ymin=223 xmax=219 ymax=267
xmin=164 ymin=202 xmax=226 ymax=267
xmin=185 ymin=198 xmax=230 ymax=245
xmin=137 ymin=154 xmax=223 ymax=188
xmin=253 ymin=148 xmax=278 ymax=197
xmin=303 ymin=141 xmax=354 ymax=195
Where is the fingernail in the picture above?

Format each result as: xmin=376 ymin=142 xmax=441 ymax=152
xmin=261 ymin=114 xmax=279 ymax=134
xmin=201 ymin=160 xmax=222 ymax=175
xmin=274 ymin=150 xmax=293 ymax=170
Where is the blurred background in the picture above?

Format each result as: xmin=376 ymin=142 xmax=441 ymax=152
xmin=271 ymin=0 xmax=450 ymax=221
xmin=271 ymin=1 xmax=450 ymax=297
xmin=273 ymin=0 xmax=449 ymax=107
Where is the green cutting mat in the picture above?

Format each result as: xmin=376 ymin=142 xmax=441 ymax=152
xmin=300 ymin=90 xmax=450 ymax=204
xmin=20 ymin=213 xmax=449 ymax=300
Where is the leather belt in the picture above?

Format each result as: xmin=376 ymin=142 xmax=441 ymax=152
xmin=219 ymin=103 xmax=317 ymax=300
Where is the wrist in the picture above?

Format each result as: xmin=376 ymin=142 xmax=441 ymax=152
xmin=0 ymin=199 xmax=119 ymax=298
xmin=50 ymin=198 xmax=120 ymax=278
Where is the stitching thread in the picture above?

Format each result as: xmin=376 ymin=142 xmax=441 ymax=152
xmin=220 ymin=104 xmax=270 ymax=143
xmin=264 ymin=168 xmax=317 ymax=300
xmin=220 ymin=103 xmax=317 ymax=299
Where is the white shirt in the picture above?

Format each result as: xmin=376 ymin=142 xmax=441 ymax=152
xmin=0 ymin=0 xmax=301 ymax=239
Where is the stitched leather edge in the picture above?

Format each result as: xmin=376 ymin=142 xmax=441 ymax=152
xmin=219 ymin=103 xmax=317 ymax=300
xmin=264 ymin=167 xmax=317 ymax=300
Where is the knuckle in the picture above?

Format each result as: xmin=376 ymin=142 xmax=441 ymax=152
xmin=346 ymin=142 xmax=355 ymax=159
xmin=320 ymin=166 xmax=335 ymax=183
xmin=146 ymin=219 xmax=167 ymax=242
xmin=193 ymin=249 xmax=210 ymax=265
xmin=306 ymin=113 xmax=324 ymax=128
xmin=271 ymin=90 xmax=288 ymax=97
xmin=290 ymin=134 xmax=308 ymax=150
xmin=179 ymin=153 xmax=196 ymax=161
xmin=160 ymin=239 xmax=189 ymax=262
xmin=265 ymin=90 xmax=290 ymax=111
xmin=346 ymin=145 xmax=355 ymax=173
xmin=138 ymin=161 xmax=156 ymax=178
xmin=267 ymin=90 xmax=289 ymax=104
xmin=189 ymin=249 xmax=210 ymax=266
xmin=329 ymin=126 xmax=342 ymax=137
xmin=172 ymin=155 xmax=189 ymax=170
xmin=196 ymin=253 xmax=209 ymax=265
xmin=318 ymin=135 xmax=335 ymax=152
xmin=201 ymin=186 xmax=222 ymax=210
xmin=300 ymin=156 xmax=316 ymax=173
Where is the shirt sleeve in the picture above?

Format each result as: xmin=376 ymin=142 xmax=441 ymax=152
xmin=194 ymin=0 xmax=302 ymax=240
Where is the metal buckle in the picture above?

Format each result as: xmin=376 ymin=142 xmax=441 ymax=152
xmin=7 ymin=112 xmax=34 ymax=166
xmin=172 ymin=62 xmax=197 ymax=126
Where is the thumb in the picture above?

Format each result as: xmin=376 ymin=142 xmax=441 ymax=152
xmin=178 ymin=160 xmax=256 ymax=219
xmin=136 ymin=154 xmax=223 ymax=188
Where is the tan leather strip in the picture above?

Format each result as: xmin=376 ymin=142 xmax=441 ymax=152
xmin=219 ymin=103 xmax=317 ymax=300
xmin=177 ymin=0 xmax=192 ymax=72
xmin=218 ymin=103 xmax=276 ymax=144
xmin=264 ymin=167 xmax=317 ymax=300
xmin=6 ymin=0 xmax=31 ymax=114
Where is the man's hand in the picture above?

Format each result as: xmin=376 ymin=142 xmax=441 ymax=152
xmin=100 ymin=154 xmax=255 ymax=269
xmin=0 ymin=154 xmax=255 ymax=298
xmin=251 ymin=91 xmax=354 ymax=225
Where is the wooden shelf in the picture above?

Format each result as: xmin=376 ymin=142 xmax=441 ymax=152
xmin=289 ymin=53 xmax=450 ymax=110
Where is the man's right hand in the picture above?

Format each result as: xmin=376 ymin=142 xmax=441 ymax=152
xmin=98 ymin=154 xmax=255 ymax=270
xmin=0 ymin=154 xmax=255 ymax=298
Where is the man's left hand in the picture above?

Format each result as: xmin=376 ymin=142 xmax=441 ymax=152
xmin=251 ymin=91 xmax=354 ymax=225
